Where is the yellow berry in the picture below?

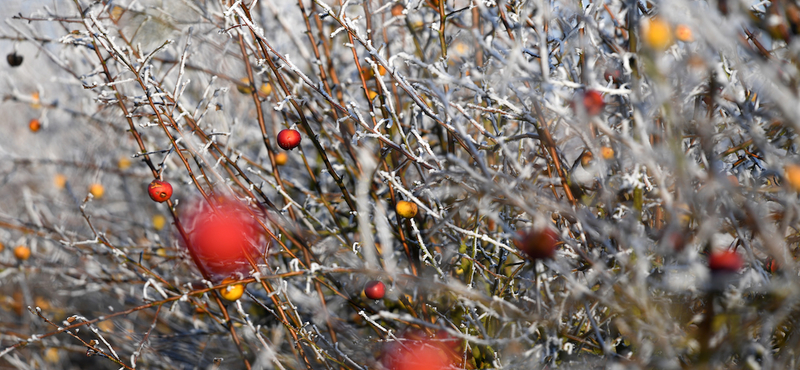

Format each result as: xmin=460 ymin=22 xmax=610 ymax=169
xmin=219 ymin=278 xmax=245 ymax=301
xmin=784 ymin=164 xmax=800 ymax=191
xmin=118 ymin=156 xmax=132 ymax=170
xmin=236 ymin=77 xmax=255 ymax=94
xmin=600 ymin=146 xmax=614 ymax=160
xmin=152 ymin=214 xmax=167 ymax=231
xmin=44 ymin=348 xmax=60 ymax=364
xmin=362 ymin=65 xmax=387 ymax=79
xmin=274 ymin=152 xmax=288 ymax=166
xmin=89 ymin=183 xmax=104 ymax=199
xmin=367 ymin=89 xmax=379 ymax=101
xmin=54 ymin=174 xmax=67 ymax=189
xmin=156 ymin=248 xmax=167 ymax=257
xmin=14 ymin=245 xmax=31 ymax=260
xmin=396 ymin=200 xmax=418 ymax=218
xmin=642 ymin=17 xmax=673 ymax=50
xmin=674 ymin=24 xmax=693 ymax=42
xmin=259 ymin=83 xmax=273 ymax=97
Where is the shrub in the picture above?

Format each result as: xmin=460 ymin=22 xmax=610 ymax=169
xmin=1 ymin=0 xmax=799 ymax=368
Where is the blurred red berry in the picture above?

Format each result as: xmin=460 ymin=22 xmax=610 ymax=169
xmin=147 ymin=180 xmax=173 ymax=203
xmin=277 ymin=129 xmax=301 ymax=150
xmin=513 ymin=228 xmax=559 ymax=260
xmin=765 ymin=258 xmax=779 ymax=274
xmin=708 ymin=250 xmax=743 ymax=273
xmin=382 ymin=333 xmax=456 ymax=370
xmin=582 ymin=90 xmax=604 ymax=116
xmin=184 ymin=196 xmax=267 ymax=279
xmin=364 ymin=280 xmax=385 ymax=300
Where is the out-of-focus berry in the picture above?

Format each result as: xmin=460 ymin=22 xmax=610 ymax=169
xmin=89 ymin=183 xmax=105 ymax=199
xmin=642 ymin=17 xmax=673 ymax=50
xmin=14 ymin=245 xmax=31 ymax=260
xmin=708 ymin=250 xmax=743 ymax=273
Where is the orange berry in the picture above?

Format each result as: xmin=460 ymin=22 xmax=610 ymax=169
xmin=396 ymin=200 xmax=418 ymax=218
xmin=259 ymin=83 xmax=273 ymax=96
xmin=219 ymin=278 xmax=245 ymax=301
xmin=674 ymin=24 xmax=693 ymax=42
xmin=391 ymin=3 xmax=405 ymax=17
xmin=785 ymin=164 xmax=800 ymax=191
xmin=642 ymin=17 xmax=673 ymax=50
xmin=274 ymin=152 xmax=288 ymax=166
xmin=0 ymin=241 xmax=4 ymax=253
xmin=54 ymin=174 xmax=67 ymax=189
xmin=29 ymin=118 xmax=41 ymax=132
xmin=14 ymin=245 xmax=31 ymax=260
xmin=367 ymin=89 xmax=379 ymax=101
xmin=600 ymin=146 xmax=614 ymax=160
xmin=89 ymin=183 xmax=104 ymax=199
xmin=236 ymin=77 xmax=255 ymax=94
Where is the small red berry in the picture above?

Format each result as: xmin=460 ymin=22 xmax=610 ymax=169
xmin=580 ymin=90 xmax=605 ymax=116
xmin=708 ymin=250 xmax=743 ymax=273
xmin=765 ymin=258 xmax=779 ymax=274
xmin=513 ymin=228 xmax=559 ymax=260
xmin=277 ymin=129 xmax=301 ymax=150
xmin=364 ymin=280 xmax=385 ymax=300
xmin=147 ymin=180 xmax=173 ymax=203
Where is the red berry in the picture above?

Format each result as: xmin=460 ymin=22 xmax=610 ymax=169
xmin=381 ymin=332 xmax=456 ymax=370
xmin=277 ymin=129 xmax=301 ymax=150
xmin=513 ymin=228 xmax=559 ymax=260
xmin=765 ymin=258 xmax=779 ymax=274
xmin=147 ymin=180 xmax=173 ymax=203
xmin=184 ymin=196 xmax=266 ymax=279
xmin=708 ymin=250 xmax=743 ymax=273
xmin=364 ymin=280 xmax=385 ymax=300
xmin=577 ymin=90 xmax=604 ymax=116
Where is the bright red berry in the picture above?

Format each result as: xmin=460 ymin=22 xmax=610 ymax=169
xmin=364 ymin=280 xmax=385 ymax=300
xmin=147 ymin=180 xmax=173 ymax=203
xmin=184 ymin=196 xmax=267 ymax=279
xmin=708 ymin=250 xmax=743 ymax=273
xmin=277 ymin=129 xmax=301 ymax=150
xmin=513 ymin=228 xmax=559 ymax=260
